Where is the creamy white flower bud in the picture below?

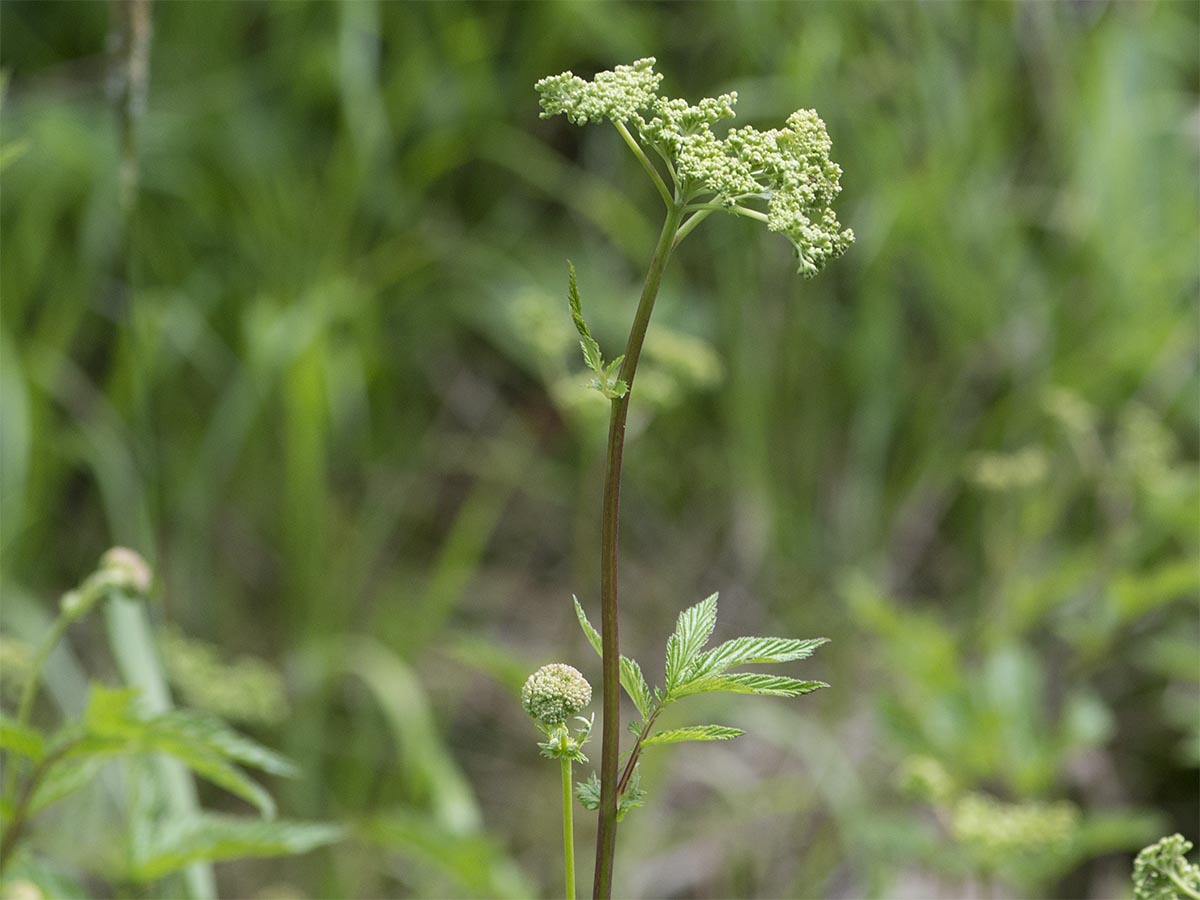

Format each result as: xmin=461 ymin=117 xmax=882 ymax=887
xmin=521 ymin=663 xmax=592 ymax=726
xmin=99 ymin=546 xmax=153 ymax=595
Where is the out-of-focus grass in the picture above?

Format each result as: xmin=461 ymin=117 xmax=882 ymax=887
xmin=1 ymin=1 xmax=1197 ymax=897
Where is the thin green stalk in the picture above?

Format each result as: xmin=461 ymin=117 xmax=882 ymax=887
xmin=593 ymin=201 xmax=685 ymax=899
xmin=673 ymin=209 xmax=715 ymax=248
xmin=614 ymin=120 xmax=672 ymax=209
xmin=1169 ymin=870 xmax=1200 ymax=900
xmin=12 ymin=617 xmax=71 ymax=738
xmin=5 ymin=606 xmax=77 ymax=800
xmin=561 ymin=755 xmax=576 ymax=900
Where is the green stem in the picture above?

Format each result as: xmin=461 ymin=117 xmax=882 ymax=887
xmin=593 ymin=201 xmax=685 ymax=899
xmin=561 ymin=755 xmax=575 ymax=900
xmin=13 ymin=617 xmax=71 ymax=737
xmin=4 ymin=609 xmax=75 ymax=801
xmin=1169 ymin=868 xmax=1200 ymax=900
xmin=613 ymin=120 xmax=672 ymax=209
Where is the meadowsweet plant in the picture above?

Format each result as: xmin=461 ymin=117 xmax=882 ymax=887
xmin=533 ymin=58 xmax=852 ymax=897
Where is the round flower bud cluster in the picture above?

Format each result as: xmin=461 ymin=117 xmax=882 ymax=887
xmin=521 ymin=663 xmax=591 ymax=726
xmin=99 ymin=546 xmax=154 ymax=595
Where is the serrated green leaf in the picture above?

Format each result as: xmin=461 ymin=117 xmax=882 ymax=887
xmin=140 ymin=730 xmax=277 ymax=817
xmin=575 ymin=772 xmax=601 ymax=811
xmin=129 ymin=813 xmax=344 ymax=881
xmin=685 ymin=636 xmax=828 ymax=683
xmin=0 ymin=713 xmax=45 ymax=761
xmin=574 ymin=596 xmax=603 ymax=657
xmin=671 ymin=672 xmax=828 ymax=699
xmin=664 ymin=593 xmax=719 ymax=691
xmin=153 ymin=711 xmax=298 ymax=778
xmin=77 ymin=685 xmax=282 ymax=816
xmin=619 ymin=656 xmax=652 ymax=720
xmin=574 ymin=596 xmax=654 ymax=718
xmin=642 ymin=724 xmax=745 ymax=746
xmin=567 ymin=262 xmax=604 ymax=375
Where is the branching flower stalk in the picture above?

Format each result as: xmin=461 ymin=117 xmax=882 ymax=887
xmin=535 ymin=58 xmax=852 ymax=898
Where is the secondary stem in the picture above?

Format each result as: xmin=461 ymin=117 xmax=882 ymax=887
xmin=593 ymin=201 xmax=684 ymax=899
xmin=4 ymin=611 xmax=73 ymax=801
xmin=615 ymin=706 xmax=661 ymax=796
xmin=0 ymin=740 xmax=76 ymax=873
xmin=561 ymin=755 xmax=576 ymax=900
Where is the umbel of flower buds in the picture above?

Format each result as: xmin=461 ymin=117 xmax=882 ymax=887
xmin=536 ymin=57 xmax=854 ymax=277
xmin=522 ymin=663 xmax=592 ymax=726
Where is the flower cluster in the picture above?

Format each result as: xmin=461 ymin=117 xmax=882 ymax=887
xmin=535 ymin=58 xmax=662 ymax=126
xmin=1133 ymin=834 xmax=1200 ymax=900
xmin=535 ymin=57 xmax=853 ymax=277
xmin=521 ymin=663 xmax=592 ymax=726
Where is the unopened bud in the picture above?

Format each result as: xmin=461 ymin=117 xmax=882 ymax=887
xmin=521 ymin=663 xmax=591 ymax=726
xmin=99 ymin=547 xmax=153 ymax=595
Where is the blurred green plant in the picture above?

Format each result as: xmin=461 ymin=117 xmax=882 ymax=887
xmin=0 ymin=550 xmax=341 ymax=899
xmin=846 ymin=380 xmax=1197 ymax=895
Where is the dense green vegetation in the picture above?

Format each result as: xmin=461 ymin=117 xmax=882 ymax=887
xmin=1 ymin=2 xmax=1197 ymax=898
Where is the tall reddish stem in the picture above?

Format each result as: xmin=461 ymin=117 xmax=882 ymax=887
xmin=593 ymin=202 xmax=684 ymax=899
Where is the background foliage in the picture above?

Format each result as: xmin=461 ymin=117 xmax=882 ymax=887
xmin=1 ymin=1 xmax=1197 ymax=898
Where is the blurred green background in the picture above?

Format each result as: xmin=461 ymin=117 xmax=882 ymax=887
xmin=2 ymin=1 xmax=1198 ymax=897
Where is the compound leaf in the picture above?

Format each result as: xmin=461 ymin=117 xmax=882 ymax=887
xmin=77 ymin=685 xmax=285 ymax=817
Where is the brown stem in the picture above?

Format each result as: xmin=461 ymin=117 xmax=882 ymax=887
xmin=615 ymin=706 xmax=661 ymax=797
xmin=592 ymin=202 xmax=684 ymax=899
